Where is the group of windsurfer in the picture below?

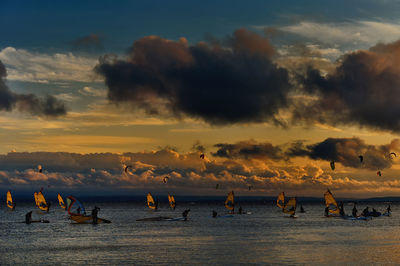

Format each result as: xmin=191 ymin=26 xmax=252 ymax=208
xmin=324 ymin=200 xmax=392 ymax=218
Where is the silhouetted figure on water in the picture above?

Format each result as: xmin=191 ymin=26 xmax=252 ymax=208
xmin=339 ymin=202 xmax=345 ymax=216
xmin=324 ymin=206 xmax=329 ymax=217
xmin=25 ymin=211 xmax=32 ymax=224
xmin=352 ymin=203 xmax=358 ymax=217
xmin=212 ymin=210 xmax=218 ymax=218
xmin=182 ymin=209 xmax=190 ymax=221
xmin=92 ymin=206 xmax=100 ymax=224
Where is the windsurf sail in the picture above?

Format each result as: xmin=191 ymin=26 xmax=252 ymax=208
xmin=168 ymin=194 xmax=176 ymax=210
xmin=7 ymin=190 xmax=14 ymax=209
xmin=147 ymin=192 xmax=157 ymax=210
xmin=225 ymin=191 xmax=234 ymax=212
xmin=277 ymin=192 xmax=285 ymax=209
xmin=283 ymin=197 xmax=297 ymax=215
xmin=58 ymin=194 xmax=66 ymax=209
xmin=34 ymin=191 xmax=48 ymax=211
xmin=66 ymin=196 xmax=86 ymax=215
xmin=324 ymin=189 xmax=340 ymax=215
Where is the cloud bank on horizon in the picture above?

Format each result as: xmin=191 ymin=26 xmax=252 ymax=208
xmin=1 ymin=137 xmax=400 ymax=197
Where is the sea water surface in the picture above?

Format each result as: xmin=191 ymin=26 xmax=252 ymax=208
xmin=1 ymin=199 xmax=399 ymax=265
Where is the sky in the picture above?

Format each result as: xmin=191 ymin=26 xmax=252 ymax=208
xmin=2 ymin=0 xmax=400 ymax=197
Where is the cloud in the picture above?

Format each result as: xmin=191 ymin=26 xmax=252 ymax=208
xmin=210 ymin=138 xmax=399 ymax=171
xmin=95 ymin=29 xmax=291 ymax=125
xmin=213 ymin=140 xmax=283 ymax=160
xmin=78 ymin=86 xmax=107 ymax=97
xmin=279 ymin=20 xmax=400 ymax=48
xmin=0 ymin=60 xmax=67 ymax=117
xmin=0 ymin=47 xmax=99 ymax=83
xmin=296 ymin=40 xmax=400 ymax=132
xmin=70 ymin=33 xmax=104 ymax=52
xmin=0 ymin=147 xmax=399 ymax=197
xmin=286 ymin=137 xmax=399 ymax=170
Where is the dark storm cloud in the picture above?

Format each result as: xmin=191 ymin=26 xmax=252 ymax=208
xmin=286 ymin=137 xmax=397 ymax=170
xmin=212 ymin=140 xmax=283 ymax=160
xmin=297 ymin=40 xmax=400 ymax=132
xmin=15 ymin=94 xmax=67 ymax=117
xmin=0 ymin=60 xmax=67 ymax=117
xmin=71 ymin=33 xmax=103 ymax=52
xmin=210 ymin=138 xmax=399 ymax=170
xmin=95 ymin=29 xmax=291 ymax=125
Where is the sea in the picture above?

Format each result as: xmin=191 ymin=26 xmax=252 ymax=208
xmin=0 ymin=197 xmax=399 ymax=265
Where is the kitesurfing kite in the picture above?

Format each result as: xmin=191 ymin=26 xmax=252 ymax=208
xmin=124 ymin=165 xmax=132 ymax=173
xmin=200 ymin=153 xmax=205 ymax=159
xmin=359 ymin=155 xmax=363 ymax=163
xmin=163 ymin=176 xmax=169 ymax=184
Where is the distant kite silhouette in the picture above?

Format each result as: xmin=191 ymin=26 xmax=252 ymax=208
xmin=38 ymin=165 xmax=43 ymax=173
xmin=377 ymin=171 xmax=382 ymax=177
xmin=124 ymin=165 xmax=132 ymax=173
xmin=359 ymin=155 xmax=363 ymax=163
xmin=163 ymin=176 xmax=169 ymax=183
xmin=200 ymin=153 xmax=205 ymax=159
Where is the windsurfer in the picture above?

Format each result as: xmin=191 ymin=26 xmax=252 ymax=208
xmin=182 ymin=209 xmax=190 ymax=221
xmin=387 ymin=205 xmax=391 ymax=213
xmin=362 ymin=207 xmax=369 ymax=217
xmin=238 ymin=206 xmax=243 ymax=214
xmin=25 ymin=211 xmax=32 ymax=224
xmin=212 ymin=210 xmax=217 ymax=218
xmin=339 ymin=202 xmax=345 ymax=216
xmin=92 ymin=206 xmax=100 ymax=224
xmin=300 ymin=204 xmax=305 ymax=213
xmin=324 ymin=206 xmax=329 ymax=217
xmin=12 ymin=202 xmax=16 ymax=211
xmin=352 ymin=203 xmax=358 ymax=217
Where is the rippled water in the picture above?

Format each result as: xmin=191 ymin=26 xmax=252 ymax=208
xmin=1 ymin=200 xmax=399 ymax=265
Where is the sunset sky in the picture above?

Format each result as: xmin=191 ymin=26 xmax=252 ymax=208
xmin=2 ymin=0 xmax=400 ymax=197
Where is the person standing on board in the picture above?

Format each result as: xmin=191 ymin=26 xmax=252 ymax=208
xmin=324 ymin=206 xmax=329 ymax=217
xmin=352 ymin=203 xmax=358 ymax=217
xmin=92 ymin=206 xmax=100 ymax=224
xmin=25 ymin=211 xmax=32 ymax=224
